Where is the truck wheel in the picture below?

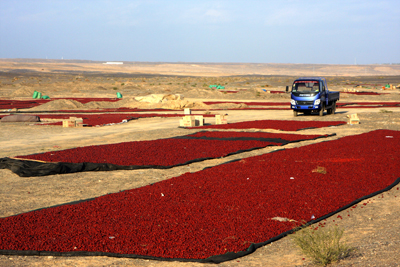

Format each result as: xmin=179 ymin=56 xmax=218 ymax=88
xmin=327 ymin=108 xmax=332 ymax=115
xmin=332 ymin=102 xmax=336 ymax=114
xmin=293 ymin=110 xmax=298 ymax=117
xmin=319 ymin=105 xmax=324 ymax=116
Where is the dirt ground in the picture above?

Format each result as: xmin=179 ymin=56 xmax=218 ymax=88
xmin=0 ymin=60 xmax=400 ymax=266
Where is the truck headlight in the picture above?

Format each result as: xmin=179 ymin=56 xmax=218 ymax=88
xmin=314 ymin=99 xmax=320 ymax=105
xmin=290 ymin=100 xmax=296 ymax=105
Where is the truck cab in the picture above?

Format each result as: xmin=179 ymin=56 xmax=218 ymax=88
xmin=290 ymin=77 xmax=339 ymax=117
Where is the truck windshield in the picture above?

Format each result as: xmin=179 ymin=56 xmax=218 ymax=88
xmin=292 ymin=81 xmax=320 ymax=92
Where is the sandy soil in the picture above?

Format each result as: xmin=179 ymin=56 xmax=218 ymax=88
xmin=0 ymin=60 xmax=400 ymax=266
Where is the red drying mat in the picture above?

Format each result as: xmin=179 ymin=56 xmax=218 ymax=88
xmin=1 ymin=130 xmax=399 ymax=262
xmin=14 ymin=132 xmax=327 ymax=166
xmin=188 ymin=120 xmax=346 ymax=131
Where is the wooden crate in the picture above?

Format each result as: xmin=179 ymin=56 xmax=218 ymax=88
xmin=347 ymin=113 xmax=360 ymax=124
xmin=63 ymin=120 xmax=76 ymax=127
xmin=215 ymin=114 xmax=228 ymax=125
xmin=179 ymin=116 xmax=195 ymax=127
xmin=194 ymin=115 xmax=204 ymax=126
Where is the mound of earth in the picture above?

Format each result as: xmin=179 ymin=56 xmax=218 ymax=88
xmin=184 ymin=89 xmax=221 ymax=98
xmin=10 ymin=87 xmax=36 ymax=98
xmin=208 ymin=103 xmax=249 ymax=109
xmin=28 ymin=99 xmax=85 ymax=111
xmin=161 ymin=99 xmax=209 ymax=109
xmin=83 ymin=101 xmax=119 ymax=109
xmin=134 ymin=94 xmax=184 ymax=103
xmin=120 ymin=98 xmax=209 ymax=110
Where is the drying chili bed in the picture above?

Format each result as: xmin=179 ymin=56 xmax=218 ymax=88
xmin=0 ymin=98 xmax=120 ymax=110
xmin=51 ymin=97 xmax=121 ymax=104
xmin=3 ymin=131 xmax=330 ymax=177
xmin=203 ymin=101 xmax=289 ymax=106
xmin=342 ymin=92 xmax=388 ymax=95
xmin=187 ymin=120 xmax=346 ymax=131
xmin=337 ymin=102 xmax=400 ymax=108
xmin=0 ymin=99 xmax=48 ymax=109
xmin=202 ymin=101 xmax=400 ymax=110
xmin=0 ymin=130 xmax=399 ymax=262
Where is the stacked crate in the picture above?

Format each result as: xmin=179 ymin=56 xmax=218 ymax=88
xmin=180 ymin=116 xmax=196 ymax=127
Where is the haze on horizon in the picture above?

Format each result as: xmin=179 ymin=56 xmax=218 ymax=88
xmin=0 ymin=0 xmax=399 ymax=65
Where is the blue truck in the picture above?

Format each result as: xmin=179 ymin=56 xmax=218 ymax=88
xmin=290 ymin=77 xmax=340 ymax=117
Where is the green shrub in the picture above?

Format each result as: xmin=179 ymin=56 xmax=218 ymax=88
xmin=292 ymin=225 xmax=353 ymax=266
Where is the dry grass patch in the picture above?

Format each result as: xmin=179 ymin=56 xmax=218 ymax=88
xmin=292 ymin=224 xmax=354 ymax=266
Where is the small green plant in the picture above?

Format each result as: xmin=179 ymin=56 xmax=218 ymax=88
xmin=256 ymin=92 xmax=261 ymax=97
xmin=380 ymin=109 xmax=393 ymax=113
xmin=113 ymin=87 xmax=118 ymax=90
xmin=121 ymin=83 xmax=125 ymax=86
xmin=292 ymin=225 xmax=353 ymax=266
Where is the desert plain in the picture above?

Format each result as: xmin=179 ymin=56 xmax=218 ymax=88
xmin=0 ymin=59 xmax=400 ymax=266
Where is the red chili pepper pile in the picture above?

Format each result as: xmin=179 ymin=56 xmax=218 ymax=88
xmin=189 ymin=120 xmax=346 ymax=131
xmin=15 ymin=132 xmax=325 ymax=165
xmin=1 ymin=130 xmax=399 ymax=260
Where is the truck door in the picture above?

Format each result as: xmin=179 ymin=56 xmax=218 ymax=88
xmin=320 ymin=80 xmax=328 ymax=106
xmin=323 ymin=79 xmax=329 ymax=106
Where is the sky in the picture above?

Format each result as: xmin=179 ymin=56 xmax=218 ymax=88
xmin=0 ymin=0 xmax=399 ymax=64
